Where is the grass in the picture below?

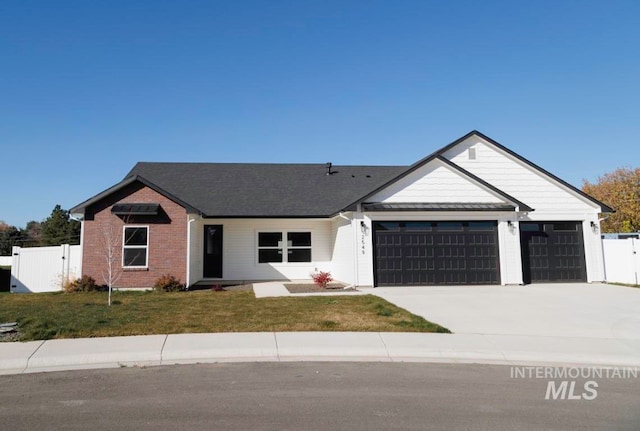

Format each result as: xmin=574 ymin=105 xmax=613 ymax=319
xmin=0 ymin=290 xmax=449 ymax=341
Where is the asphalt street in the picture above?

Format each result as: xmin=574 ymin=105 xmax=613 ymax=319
xmin=1 ymin=362 xmax=639 ymax=430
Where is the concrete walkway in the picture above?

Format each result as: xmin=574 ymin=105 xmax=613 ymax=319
xmin=1 ymin=331 xmax=639 ymax=375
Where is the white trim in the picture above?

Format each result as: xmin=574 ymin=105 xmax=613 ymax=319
xmin=122 ymin=225 xmax=149 ymax=269
xmin=186 ymin=216 xmax=197 ymax=286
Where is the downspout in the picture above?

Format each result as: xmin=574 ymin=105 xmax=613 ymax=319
xmin=70 ymin=214 xmax=84 ymax=277
xmin=597 ymin=214 xmax=611 ymax=283
xmin=338 ymin=212 xmax=359 ymax=287
xmin=186 ymin=215 xmax=197 ymax=289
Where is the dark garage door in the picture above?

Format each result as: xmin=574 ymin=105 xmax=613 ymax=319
xmin=520 ymin=222 xmax=587 ymax=283
xmin=373 ymin=221 xmax=500 ymax=286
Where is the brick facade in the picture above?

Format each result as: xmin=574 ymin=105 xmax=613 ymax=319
xmin=82 ymin=182 xmax=188 ymax=288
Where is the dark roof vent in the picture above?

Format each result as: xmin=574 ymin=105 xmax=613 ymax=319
xmin=326 ymin=162 xmax=333 ymax=175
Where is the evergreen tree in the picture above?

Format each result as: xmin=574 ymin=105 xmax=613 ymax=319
xmin=0 ymin=223 xmax=21 ymax=255
xmin=40 ymin=205 xmax=81 ymax=246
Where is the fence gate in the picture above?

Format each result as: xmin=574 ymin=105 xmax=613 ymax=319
xmin=602 ymin=238 xmax=640 ymax=285
xmin=10 ymin=245 xmax=82 ymax=293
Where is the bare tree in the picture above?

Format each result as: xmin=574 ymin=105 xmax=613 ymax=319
xmin=98 ymin=222 xmax=123 ymax=306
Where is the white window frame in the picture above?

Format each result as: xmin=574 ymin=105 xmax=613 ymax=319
xmin=122 ymin=225 xmax=149 ymax=268
xmin=256 ymin=230 xmax=312 ymax=264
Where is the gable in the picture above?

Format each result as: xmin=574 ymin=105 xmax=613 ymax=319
xmin=368 ymin=158 xmax=510 ymax=205
xmin=440 ymin=135 xmax=602 ymax=213
xmin=83 ymin=180 xmax=188 ymax=221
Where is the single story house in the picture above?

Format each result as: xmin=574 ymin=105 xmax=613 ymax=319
xmin=70 ymin=131 xmax=613 ymax=288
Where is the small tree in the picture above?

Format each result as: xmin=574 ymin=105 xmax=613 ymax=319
xmin=98 ymin=222 xmax=123 ymax=306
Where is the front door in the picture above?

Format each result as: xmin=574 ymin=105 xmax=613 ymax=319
xmin=203 ymin=225 xmax=223 ymax=278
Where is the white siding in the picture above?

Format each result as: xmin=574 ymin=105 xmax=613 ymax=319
xmin=187 ymin=214 xmax=201 ymax=287
xmin=330 ymin=216 xmax=356 ymax=285
xmin=357 ymin=215 xmax=375 ymax=287
xmin=499 ymin=219 xmax=524 ymax=285
xmin=583 ymin=218 xmax=606 ymax=282
xmin=190 ymin=218 xmax=332 ymax=282
xmin=369 ymin=159 xmax=504 ymax=204
xmin=441 ymin=136 xmax=598 ymax=214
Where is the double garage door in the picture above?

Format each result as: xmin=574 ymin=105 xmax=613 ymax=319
xmin=373 ymin=220 xmax=587 ymax=286
xmin=373 ymin=221 xmax=500 ymax=286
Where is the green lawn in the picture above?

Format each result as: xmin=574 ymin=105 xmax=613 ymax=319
xmin=0 ymin=290 xmax=449 ymax=341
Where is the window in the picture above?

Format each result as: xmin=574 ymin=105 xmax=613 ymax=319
xmin=258 ymin=232 xmax=282 ymax=263
xmin=553 ymin=222 xmax=578 ymax=231
xmin=287 ymin=232 xmax=311 ymax=262
xmin=467 ymin=222 xmax=496 ymax=231
xmin=258 ymin=231 xmax=311 ymax=263
xmin=123 ymin=226 xmax=148 ymax=268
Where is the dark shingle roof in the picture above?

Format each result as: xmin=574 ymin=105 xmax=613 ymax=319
xmin=125 ymin=162 xmax=406 ymax=217
xmin=70 ymin=130 xmax=613 ymax=218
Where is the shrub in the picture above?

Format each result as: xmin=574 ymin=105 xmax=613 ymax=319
xmin=64 ymin=275 xmax=98 ymax=293
xmin=153 ymin=274 xmax=185 ymax=292
xmin=310 ymin=271 xmax=333 ymax=289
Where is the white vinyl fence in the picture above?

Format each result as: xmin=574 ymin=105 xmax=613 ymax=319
xmin=10 ymin=245 xmax=82 ymax=293
xmin=602 ymin=238 xmax=640 ymax=285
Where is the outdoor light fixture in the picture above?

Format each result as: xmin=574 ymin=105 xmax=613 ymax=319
xmin=590 ymin=221 xmax=598 ymax=232
xmin=507 ymin=220 xmax=516 ymax=233
xmin=360 ymin=221 xmax=367 ymax=233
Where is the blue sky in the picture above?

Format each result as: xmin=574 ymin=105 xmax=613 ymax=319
xmin=1 ymin=0 xmax=639 ymax=227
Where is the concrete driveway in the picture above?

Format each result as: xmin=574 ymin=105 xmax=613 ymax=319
xmin=366 ymin=283 xmax=640 ymax=340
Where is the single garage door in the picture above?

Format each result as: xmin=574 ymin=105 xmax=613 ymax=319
xmin=373 ymin=221 xmax=500 ymax=286
xmin=520 ymin=221 xmax=587 ymax=283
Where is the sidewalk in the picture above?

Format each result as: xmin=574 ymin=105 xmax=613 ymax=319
xmin=1 ymin=332 xmax=639 ymax=375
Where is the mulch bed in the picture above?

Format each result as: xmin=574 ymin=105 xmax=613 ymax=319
xmin=190 ymin=284 xmax=254 ymax=292
xmin=285 ymin=283 xmax=355 ymax=294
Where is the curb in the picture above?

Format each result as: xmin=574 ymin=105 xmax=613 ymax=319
xmin=1 ymin=332 xmax=639 ymax=375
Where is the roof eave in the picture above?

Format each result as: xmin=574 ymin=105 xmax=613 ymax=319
xmin=70 ymin=175 xmax=202 ymax=215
